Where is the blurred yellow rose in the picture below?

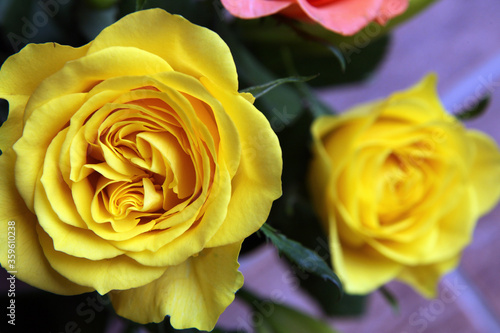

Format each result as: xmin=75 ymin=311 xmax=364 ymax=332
xmin=308 ymin=74 xmax=500 ymax=297
xmin=0 ymin=9 xmax=282 ymax=331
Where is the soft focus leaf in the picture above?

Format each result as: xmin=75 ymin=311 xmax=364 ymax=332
xmin=260 ymin=224 xmax=342 ymax=300
xmin=380 ymin=286 xmax=399 ymax=314
xmin=238 ymin=289 xmax=339 ymax=333
xmin=262 ymin=110 xmax=344 ymax=313
xmin=260 ymin=304 xmax=339 ymax=333
xmin=241 ymin=74 xmax=318 ymax=99
xmin=455 ymin=94 xmax=490 ymax=121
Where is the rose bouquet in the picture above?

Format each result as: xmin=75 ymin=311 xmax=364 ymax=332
xmin=0 ymin=0 xmax=499 ymax=332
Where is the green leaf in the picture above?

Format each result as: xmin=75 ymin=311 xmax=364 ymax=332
xmin=455 ymin=94 xmax=490 ymax=121
xmin=324 ymin=44 xmax=346 ymax=73
xmin=238 ymin=289 xmax=340 ymax=333
xmin=241 ymin=74 xmax=318 ymax=99
xmin=379 ymin=286 xmax=399 ymax=314
xmin=260 ymin=224 xmax=342 ymax=300
xmin=262 ymin=112 xmax=343 ymax=313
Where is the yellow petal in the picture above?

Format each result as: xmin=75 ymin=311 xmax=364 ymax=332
xmin=152 ymin=71 xmax=242 ymax=177
xmin=13 ymin=93 xmax=87 ymax=210
xmin=126 ymin=165 xmax=232 ymax=266
xmin=0 ymin=42 xmax=90 ymax=100
xmin=467 ymin=130 xmax=500 ymax=216
xmin=381 ymin=73 xmax=452 ymax=124
xmin=0 ymin=107 xmax=90 ymax=294
xmin=23 ymin=45 xmax=173 ymax=121
xmin=37 ymin=225 xmax=166 ymax=294
xmin=328 ymin=212 xmax=402 ymax=294
xmin=109 ymin=241 xmax=244 ymax=330
xmin=35 ymin=129 xmax=125 ymax=260
xmin=88 ymin=8 xmax=238 ymax=92
xmin=397 ymin=255 xmax=460 ymax=298
xmin=201 ymin=78 xmax=282 ymax=247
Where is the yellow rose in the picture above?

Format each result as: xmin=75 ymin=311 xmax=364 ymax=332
xmin=0 ymin=9 xmax=282 ymax=331
xmin=308 ymin=74 xmax=500 ymax=297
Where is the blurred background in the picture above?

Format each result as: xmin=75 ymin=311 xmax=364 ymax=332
xmin=1 ymin=0 xmax=500 ymax=332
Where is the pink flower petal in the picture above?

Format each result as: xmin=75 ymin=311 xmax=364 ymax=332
xmin=221 ymin=0 xmax=295 ymax=19
xmin=375 ymin=0 xmax=409 ymax=25
xmin=296 ymin=0 xmax=386 ymax=35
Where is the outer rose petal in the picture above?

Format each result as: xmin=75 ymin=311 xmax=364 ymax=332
xmin=221 ymin=0 xmax=294 ymax=18
xmin=0 ymin=43 xmax=89 ymax=210
xmin=220 ymin=0 xmax=409 ymax=35
xmin=297 ymin=0 xmax=386 ymax=35
xmin=88 ymin=9 xmax=238 ymax=92
xmin=467 ymin=130 xmax=500 ymax=215
xmin=37 ymin=224 xmax=167 ymax=295
xmin=0 ymin=106 xmax=91 ymax=295
xmin=375 ymin=0 xmax=409 ymax=24
xmin=0 ymin=43 xmax=90 ymax=101
xmin=327 ymin=211 xmax=402 ymax=294
xmin=109 ymin=241 xmax=244 ymax=331
xmin=200 ymin=78 xmax=283 ymax=247
xmin=397 ymin=256 xmax=460 ymax=297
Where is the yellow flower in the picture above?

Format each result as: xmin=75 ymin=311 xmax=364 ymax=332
xmin=308 ymin=74 xmax=500 ymax=297
xmin=0 ymin=9 xmax=282 ymax=330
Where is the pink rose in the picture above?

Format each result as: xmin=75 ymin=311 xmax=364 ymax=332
xmin=221 ymin=0 xmax=408 ymax=35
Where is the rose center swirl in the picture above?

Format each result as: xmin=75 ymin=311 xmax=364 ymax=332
xmin=76 ymin=95 xmax=214 ymax=232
